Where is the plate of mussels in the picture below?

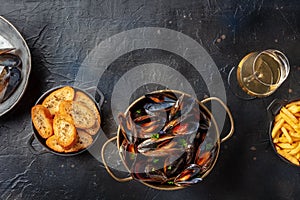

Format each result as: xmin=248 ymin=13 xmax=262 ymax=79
xmin=0 ymin=16 xmax=31 ymax=116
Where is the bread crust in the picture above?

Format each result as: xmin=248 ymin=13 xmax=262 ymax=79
xmin=31 ymin=105 xmax=53 ymax=139
xmin=74 ymin=91 xmax=101 ymax=135
xmin=46 ymin=135 xmax=65 ymax=153
xmin=42 ymin=86 xmax=75 ymax=116
xmin=64 ymin=130 xmax=93 ymax=153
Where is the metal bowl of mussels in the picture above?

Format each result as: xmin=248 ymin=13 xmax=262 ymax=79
xmin=0 ymin=16 xmax=31 ymax=116
xmin=102 ymin=90 xmax=234 ymax=190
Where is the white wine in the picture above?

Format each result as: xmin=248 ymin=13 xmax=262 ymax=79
xmin=237 ymin=50 xmax=289 ymax=97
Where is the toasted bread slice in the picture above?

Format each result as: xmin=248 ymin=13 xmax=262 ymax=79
xmin=42 ymin=86 xmax=75 ymax=116
xmin=82 ymin=123 xmax=100 ymax=136
xmin=59 ymin=100 xmax=96 ymax=129
xmin=76 ymin=129 xmax=93 ymax=149
xmin=65 ymin=130 xmax=93 ymax=153
xmin=74 ymin=91 xmax=101 ymax=135
xmin=46 ymin=135 xmax=65 ymax=153
xmin=31 ymin=105 xmax=53 ymax=139
xmin=53 ymin=114 xmax=77 ymax=148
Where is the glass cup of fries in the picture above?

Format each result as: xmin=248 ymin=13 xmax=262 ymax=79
xmin=269 ymin=99 xmax=300 ymax=166
xmin=229 ymin=49 xmax=290 ymax=99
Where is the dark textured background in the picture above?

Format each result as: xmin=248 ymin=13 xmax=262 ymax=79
xmin=0 ymin=0 xmax=300 ymax=199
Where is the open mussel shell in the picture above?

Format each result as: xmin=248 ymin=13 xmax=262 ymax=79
xmin=174 ymin=164 xmax=203 ymax=186
xmin=116 ymin=90 xmax=221 ymax=190
xmin=0 ymin=53 xmax=22 ymax=68
xmin=0 ymin=53 xmax=22 ymax=103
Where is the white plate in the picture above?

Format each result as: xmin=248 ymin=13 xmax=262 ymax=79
xmin=0 ymin=16 xmax=31 ymax=116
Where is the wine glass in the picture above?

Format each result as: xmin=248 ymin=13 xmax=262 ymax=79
xmin=228 ymin=49 xmax=290 ymax=99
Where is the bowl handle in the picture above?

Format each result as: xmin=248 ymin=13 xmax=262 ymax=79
xmin=267 ymin=99 xmax=286 ymax=117
xmin=83 ymin=86 xmax=105 ymax=108
xmin=101 ymin=136 xmax=133 ymax=182
xmin=27 ymin=134 xmax=49 ymax=155
xmin=201 ymin=97 xmax=234 ymax=143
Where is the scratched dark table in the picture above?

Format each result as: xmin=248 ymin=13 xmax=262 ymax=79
xmin=0 ymin=0 xmax=300 ymax=199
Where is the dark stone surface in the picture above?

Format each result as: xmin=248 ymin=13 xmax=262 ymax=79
xmin=0 ymin=0 xmax=299 ymax=199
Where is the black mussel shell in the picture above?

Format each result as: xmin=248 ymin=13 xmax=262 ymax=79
xmin=3 ymin=66 xmax=22 ymax=102
xmin=0 ymin=53 xmax=22 ymax=103
xmin=0 ymin=53 xmax=22 ymax=69
xmin=174 ymin=164 xmax=202 ymax=186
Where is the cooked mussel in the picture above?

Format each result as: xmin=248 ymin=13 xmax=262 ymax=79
xmin=145 ymin=92 xmax=177 ymax=104
xmin=118 ymin=112 xmax=138 ymax=144
xmin=0 ymin=52 xmax=22 ymax=103
xmin=120 ymin=139 xmax=137 ymax=169
xmin=0 ymin=48 xmax=22 ymax=103
xmin=163 ymin=145 xmax=194 ymax=178
xmin=169 ymin=94 xmax=197 ymax=121
xmin=134 ymin=114 xmax=166 ymax=138
xmin=131 ymin=158 xmax=168 ymax=183
xmin=194 ymin=140 xmax=217 ymax=173
xmin=0 ymin=53 xmax=22 ymax=69
xmin=137 ymin=135 xmax=179 ymax=157
xmin=174 ymin=164 xmax=203 ymax=186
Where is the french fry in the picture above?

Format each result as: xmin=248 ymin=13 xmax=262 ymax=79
xmin=277 ymin=149 xmax=299 ymax=165
xmin=290 ymin=142 xmax=300 ymax=155
xmin=281 ymin=127 xmax=293 ymax=144
xmin=279 ymin=112 xmax=300 ymax=132
xmin=276 ymin=143 xmax=294 ymax=149
xmin=281 ymin=107 xmax=298 ymax=124
xmin=277 ymin=136 xmax=289 ymax=143
xmin=290 ymin=132 xmax=300 ymax=139
xmin=282 ymin=148 xmax=291 ymax=154
xmin=287 ymin=105 xmax=300 ymax=114
xmin=275 ymin=114 xmax=282 ymax=122
xmin=286 ymin=101 xmax=300 ymax=108
xmin=272 ymin=118 xmax=285 ymax=138
xmin=283 ymin=123 xmax=294 ymax=132
xmin=290 ymin=137 xmax=300 ymax=142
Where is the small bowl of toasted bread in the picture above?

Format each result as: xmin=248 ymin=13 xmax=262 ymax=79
xmin=28 ymin=85 xmax=104 ymax=156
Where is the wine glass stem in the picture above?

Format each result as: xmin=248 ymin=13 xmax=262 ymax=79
xmin=243 ymin=71 xmax=260 ymax=83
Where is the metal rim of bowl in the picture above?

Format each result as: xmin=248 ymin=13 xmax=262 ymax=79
xmin=116 ymin=89 xmax=221 ymax=190
xmin=0 ymin=16 xmax=31 ymax=117
xmin=31 ymin=85 xmax=102 ymax=156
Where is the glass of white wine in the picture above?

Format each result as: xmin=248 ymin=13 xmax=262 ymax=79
xmin=231 ymin=49 xmax=290 ymax=98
